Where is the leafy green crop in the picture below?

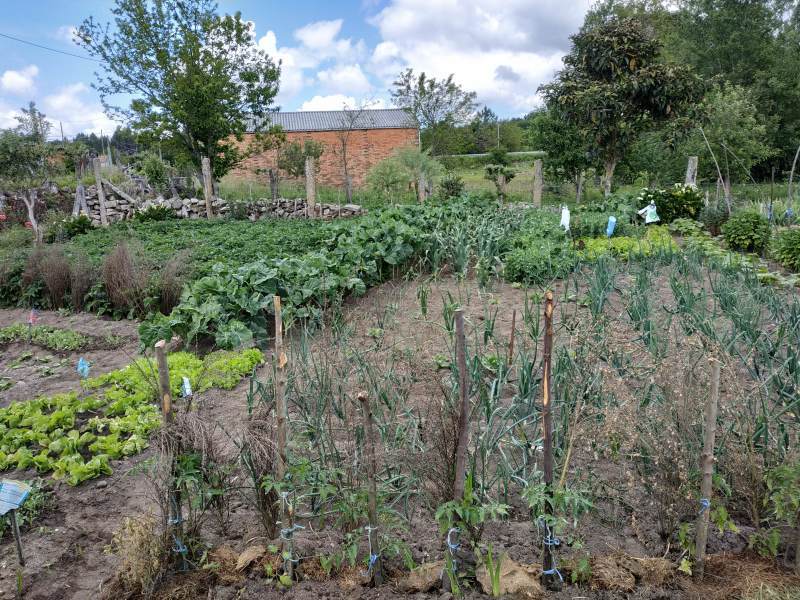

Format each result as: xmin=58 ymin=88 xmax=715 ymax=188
xmin=578 ymin=225 xmax=677 ymax=260
xmin=0 ymin=348 xmax=262 ymax=485
xmin=722 ymin=211 xmax=771 ymax=252
xmin=772 ymin=228 xmax=800 ymax=271
xmin=0 ymin=324 xmax=88 ymax=351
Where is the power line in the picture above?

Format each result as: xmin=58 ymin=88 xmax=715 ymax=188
xmin=0 ymin=31 xmax=102 ymax=63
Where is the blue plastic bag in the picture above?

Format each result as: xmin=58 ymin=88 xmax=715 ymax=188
xmin=606 ymin=216 xmax=617 ymax=238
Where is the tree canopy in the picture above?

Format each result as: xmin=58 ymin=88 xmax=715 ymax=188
xmin=540 ymin=16 xmax=704 ymax=194
xmin=76 ymin=0 xmax=281 ymax=179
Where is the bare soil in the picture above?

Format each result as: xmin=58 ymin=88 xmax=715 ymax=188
xmin=0 ymin=274 xmax=798 ymax=600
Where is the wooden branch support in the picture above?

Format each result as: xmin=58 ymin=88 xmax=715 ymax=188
xmin=358 ymin=391 xmax=384 ymax=585
xmin=507 ymin=308 xmax=517 ymax=366
xmin=273 ymin=296 xmax=288 ymax=481
xmin=103 ymin=178 xmax=138 ymax=207
xmin=540 ymin=290 xmax=561 ymax=591
xmin=201 ymin=156 xmax=214 ymax=219
xmin=72 ymin=183 xmax=88 ymax=217
xmin=694 ymin=354 xmax=721 ymax=581
xmin=452 ymin=308 xmax=470 ymax=502
xmin=685 ymin=156 xmax=699 ymax=187
xmin=155 ymin=340 xmax=172 ymax=422
xmin=10 ymin=509 xmax=24 ymax=566
xmin=92 ymin=158 xmax=109 ymax=226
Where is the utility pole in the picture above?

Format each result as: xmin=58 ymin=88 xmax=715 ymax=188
xmin=60 ymin=121 xmax=65 ymax=142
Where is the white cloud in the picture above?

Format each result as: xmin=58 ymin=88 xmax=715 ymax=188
xmin=300 ymin=94 xmax=385 ymax=111
xmin=1 ymin=65 xmax=39 ymax=95
xmin=256 ymin=19 xmax=368 ymax=108
xmin=317 ymin=64 xmax=372 ymax=95
xmin=368 ymin=0 xmax=591 ymax=113
xmin=54 ymin=25 xmax=78 ymax=45
xmin=42 ymin=83 xmax=119 ymax=137
xmin=0 ymin=101 xmax=20 ymax=129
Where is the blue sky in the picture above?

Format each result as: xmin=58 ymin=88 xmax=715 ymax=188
xmin=0 ymin=0 xmax=591 ymax=138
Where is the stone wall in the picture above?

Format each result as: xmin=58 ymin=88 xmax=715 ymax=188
xmin=81 ymin=184 xmax=362 ymax=224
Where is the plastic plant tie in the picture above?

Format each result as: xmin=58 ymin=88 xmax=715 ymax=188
xmin=699 ymin=498 xmax=710 ymax=514
xmin=181 ymin=376 xmax=192 ymax=398
xmin=280 ymin=523 xmax=305 ymax=541
xmin=542 ymin=567 xmax=564 ymax=582
xmin=172 ymin=535 xmax=188 ymax=555
xmin=446 ymin=527 xmax=460 ymax=551
xmin=167 ymin=515 xmax=184 ymax=526
xmin=363 ymin=524 xmax=381 ymax=576
xmin=76 ymin=357 xmax=91 ymax=379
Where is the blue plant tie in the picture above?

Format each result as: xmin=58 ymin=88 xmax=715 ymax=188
xmin=363 ymin=524 xmax=380 ymax=576
xmin=172 ymin=536 xmax=188 ymax=555
xmin=542 ymin=567 xmax=564 ymax=582
xmin=167 ymin=515 xmax=183 ymax=525
xmin=446 ymin=527 xmax=460 ymax=551
xmin=181 ymin=376 xmax=192 ymax=398
xmin=699 ymin=498 xmax=710 ymax=514
xmin=280 ymin=523 xmax=305 ymax=541
xmin=76 ymin=357 xmax=91 ymax=379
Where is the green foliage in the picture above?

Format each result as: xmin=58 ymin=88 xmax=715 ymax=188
xmin=699 ymin=203 xmax=729 ymax=236
xmin=765 ymin=462 xmax=800 ymax=528
xmin=366 ymin=157 xmax=409 ymax=200
xmin=579 ymin=226 xmax=677 ymax=260
xmin=0 ymin=348 xmax=261 ymax=484
xmin=722 ymin=211 xmax=771 ymax=252
xmin=504 ymin=241 xmax=577 ymax=285
xmin=772 ymin=228 xmax=800 ymax=272
xmin=438 ymin=171 xmax=465 ymax=200
xmin=136 ymin=152 xmax=172 ymax=195
xmin=133 ymin=204 xmax=175 ymax=222
xmin=0 ymin=324 xmax=88 ymax=351
xmin=45 ymin=215 xmax=94 ymax=243
xmin=636 ymin=184 xmax=703 ymax=224
xmin=277 ymin=139 xmax=324 ymax=178
xmin=435 ymin=474 xmax=509 ymax=545
xmin=540 ymin=17 xmax=703 ymax=188
xmin=483 ymin=164 xmax=516 ymax=199
xmin=669 ymin=218 xmax=705 ymax=237
xmin=76 ymin=0 xmax=281 ymax=179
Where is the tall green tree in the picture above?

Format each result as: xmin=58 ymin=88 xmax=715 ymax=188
xmin=15 ymin=102 xmax=52 ymax=143
xmin=541 ymin=17 xmax=703 ymax=194
xmin=390 ymin=68 xmax=477 ymax=155
xmin=0 ymin=129 xmax=52 ymax=242
xmin=77 ymin=0 xmax=281 ymax=181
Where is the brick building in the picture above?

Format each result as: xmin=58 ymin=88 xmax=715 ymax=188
xmin=232 ymin=108 xmax=419 ymax=188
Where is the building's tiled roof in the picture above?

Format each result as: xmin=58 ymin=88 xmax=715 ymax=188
xmin=247 ymin=108 xmax=417 ymax=133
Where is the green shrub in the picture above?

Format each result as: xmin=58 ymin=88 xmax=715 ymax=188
xmin=722 ymin=211 xmax=771 ymax=252
xmin=669 ymin=218 xmax=704 ymax=237
xmin=136 ymin=152 xmax=172 ymax=195
xmin=45 ymin=215 xmax=94 ymax=243
xmin=772 ymin=228 xmax=800 ymax=271
xmin=438 ymin=171 xmax=465 ymax=200
xmin=134 ymin=204 xmax=175 ymax=222
xmin=578 ymin=225 xmax=677 ymax=260
xmin=699 ymin=203 xmax=728 ymax=236
xmin=504 ymin=241 xmax=577 ymax=285
xmin=366 ymin=157 xmax=408 ymax=200
xmin=636 ymin=184 xmax=703 ymax=224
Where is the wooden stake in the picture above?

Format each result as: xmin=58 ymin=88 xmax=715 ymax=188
xmin=273 ymin=296 xmax=288 ymax=481
xmin=154 ymin=340 xmax=172 ymax=422
xmin=540 ymin=290 xmax=560 ymax=590
xmin=452 ymin=309 xmax=470 ymax=502
xmin=201 ymin=156 xmax=214 ymax=219
xmin=533 ymin=159 xmax=543 ymax=207
xmin=10 ymin=509 xmax=24 ymax=566
xmin=417 ymin=173 xmax=426 ymax=203
xmin=358 ymin=391 xmax=384 ymax=585
xmin=694 ymin=354 xmax=721 ymax=581
xmin=507 ymin=309 xmax=517 ymax=365
xmin=92 ymin=158 xmax=109 ymax=226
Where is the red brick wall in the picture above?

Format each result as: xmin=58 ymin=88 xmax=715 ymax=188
xmin=231 ymin=127 xmax=419 ymax=188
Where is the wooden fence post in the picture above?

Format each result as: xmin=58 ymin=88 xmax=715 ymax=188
xmin=540 ymin=291 xmax=560 ymax=590
xmin=507 ymin=308 xmax=516 ymax=365
xmin=359 ymin=391 xmax=384 ymax=585
xmin=533 ymin=159 xmax=543 ymax=207
xmin=202 ymin=156 xmax=214 ymax=219
xmin=305 ymin=156 xmax=317 ymax=217
xmin=685 ymin=156 xmax=699 ymax=187
xmin=417 ymin=173 xmax=426 ymax=203
xmin=694 ymin=354 xmax=721 ymax=581
xmin=92 ymin=158 xmax=108 ymax=226
xmin=273 ymin=296 xmax=287 ymax=480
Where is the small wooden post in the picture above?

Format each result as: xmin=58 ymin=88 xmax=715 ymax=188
xmin=268 ymin=168 xmax=279 ymax=201
xmin=201 ymin=156 xmax=214 ymax=219
xmin=507 ymin=309 xmax=516 ymax=365
xmin=417 ymin=173 xmax=426 ymax=203
xmin=273 ymin=296 xmax=288 ymax=480
xmin=92 ymin=158 xmax=109 ymax=226
xmin=72 ymin=183 xmax=87 ymax=217
xmin=694 ymin=354 xmax=721 ymax=581
xmin=305 ymin=156 xmax=317 ymax=217
xmin=10 ymin=509 xmax=24 ymax=566
xmin=540 ymin=291 xmax=560 ymax=590
xmin=685 ymin=156 xmax=699 ymax=187
xmin=533 ymin=159 xmax=543 ymax=207
xmin=452 ymin=309 xmax=470 ymax=502
xmin=358 ymin=391 xmax=384 ymax=585
xmin=155 ymin=340 xmax=172 ymax=422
